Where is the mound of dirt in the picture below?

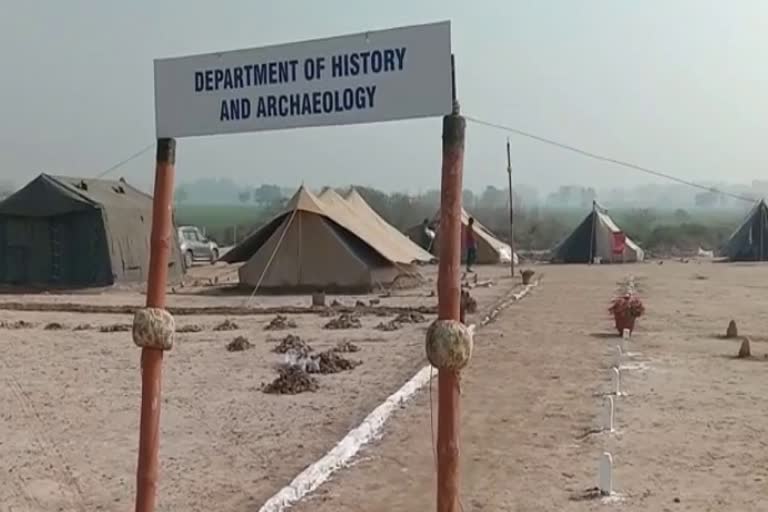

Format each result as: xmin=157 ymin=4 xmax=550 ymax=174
xmin=394 ymin=311 xmax=427 ymax=324
xmin=375 ymin=320 xmax=401 ymax=332
xmin=333 ymin=340 xmax=361 ymax=353
xmin=227 ymin=336 xmax=252 ymax=352
xmin=178 ymin=324 xmax=204 ymax=333
xmin=324 ymin=313 xmax=362 ymax=330
xmin=264 ymin=315 xmax=297 ymax=331
xmin=0 ymin=320 xmax=34 ymax=329
xmin=44 ymin=322 xmax=65 ymax=330
xmin=73 ymin=323 xmax=93 ymax=331
xmin=262 ymin=366 xmax=318 ymax=394
xmin=99 ymin=323 xmax=131 ymax=333
xmin=309 ymin=350 xmax=361 ymax=374
xmin=213 ymin=319 xmax=239 ymax=331
xmin=273 ymin=334 xmax=313 ymax=356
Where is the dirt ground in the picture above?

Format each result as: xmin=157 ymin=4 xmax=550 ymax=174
xmin=290 ymin=261 xmax=768 ymax=512
xmin=0 ymin=264 xmax=520 ymax=512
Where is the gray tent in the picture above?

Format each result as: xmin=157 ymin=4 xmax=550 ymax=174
xmin=550 ymin=203 xmax=644 ymax=264
xmin=720 ymin=199 xmax=768 ymax=261
xmin=0 ymin=174 xmax=184 ymax=288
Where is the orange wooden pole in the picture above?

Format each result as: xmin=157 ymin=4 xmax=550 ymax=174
xmin=134 ymin=138 xmax=176 ymax=512
xmin=436 ymin=111 xmax=465 ymax=512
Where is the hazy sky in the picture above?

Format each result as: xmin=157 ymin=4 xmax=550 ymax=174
xmin=2 ymin=1 xmax=766 ymax=194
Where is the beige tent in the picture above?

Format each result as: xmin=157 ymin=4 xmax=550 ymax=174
xmin=407 ymin=208 xmax=518 ymax=265
xmin=221 ymin=186 xmax=423 ymax=292
xmin=340 ymin=188 xmax=434 ymax=263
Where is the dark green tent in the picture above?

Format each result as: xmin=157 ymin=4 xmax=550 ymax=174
xmin=0 ymin=174 xmax=184 ymax=288
xmin=720 ymin=200 xmax=768 ymax=261
xmin=551 ymin=203 xmax=644 ymax=264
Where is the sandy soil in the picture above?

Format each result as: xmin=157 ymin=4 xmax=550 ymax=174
xmin=290 ymin=261 xmax=768 ymax=512
xmin=0 ymin=263 xmax=501 ymax=312
xmin=0 ymin=264 xmax=520 ymax=511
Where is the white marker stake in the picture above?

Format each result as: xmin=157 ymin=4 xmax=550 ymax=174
xmin=614 ymin=345 xmax=622 ymax=369
xmin=604 ymin=396 xmax=615 ymax=432
xmin=599 ymin=452 xmax=613 ymax=496
xmin=612 ymin=367 xmax=621 ymax=395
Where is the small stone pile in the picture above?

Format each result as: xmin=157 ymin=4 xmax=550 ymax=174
xmin=44 ymin=322 xmax=64 ymax=330
xmin=273 ymin=334 xmax=313 ymax=357
xmin=227 ymin=336 xmax=252 ymax=352
xmin=324 ymin=313 xmax=362 ymax=330
xmin=73 ymin=323 xmax=93 ymax=331
xmin=309 ymin=350 xmax=361 ymax=374
xmin=725 ymin=320 xmax=738 ymax=339
xmin=264 ymin=315 xmax=297 ymax=331
xmin=213 ymin=319 xmax=239 ymax=331
xmin=375 ymin=319 xmax=401 ymax=332
xmin=262 ymin=366 xmax=318 ymax=395
xmin=394 ymin=311 xmax=427 ymax=324
xmin=177 ymin=324 xmax=204 ymax=333
xmin=333 ymin=340 xmax=361 ymax=353
xmin=100 ymin=323 xmax=131 ymax=333
xmin=738 ymin=337 xmax=752 ymax=359
xmin=0 ymin=320 xmax=34 ymax=329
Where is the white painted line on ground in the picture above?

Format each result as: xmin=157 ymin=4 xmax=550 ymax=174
xmin=258 ymin=281 xmax=538 ymax=512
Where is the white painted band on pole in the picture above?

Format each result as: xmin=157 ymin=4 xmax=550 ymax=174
xmin=614 ymin=345 xmax=622 ymax=369
xmin=599 ymin=452 xmax=613 ymax=496
xmin=612 ymin=367 xmax=621 ymax=395
xmin=622 ymin=328 xmax=630 ymax=340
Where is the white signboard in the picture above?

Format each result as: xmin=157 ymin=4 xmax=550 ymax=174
xmin=154 ymin=21 xmax=453 ymax=138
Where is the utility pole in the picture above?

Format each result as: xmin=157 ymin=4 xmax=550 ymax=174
xmin=506 ymin=138 xmax=515 ymax=277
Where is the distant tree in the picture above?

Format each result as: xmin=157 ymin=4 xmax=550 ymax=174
xmin=238 ymin=190 xmax=252 ymax=203
xmin=420 ymin=189 xmax=441 ymax=209
xmin=480 ymin=185 xmax=506 ymax=208
xmin=253 ymin=184 xmax=283 ymax=204
xmin=353 ymin=186 xmax=391 ymax=219
xmin=673 ymin=209 xmax=690 ymax=222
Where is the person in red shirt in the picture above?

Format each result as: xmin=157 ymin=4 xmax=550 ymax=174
xmin=465 ymin=217 xmax=477 ymax=272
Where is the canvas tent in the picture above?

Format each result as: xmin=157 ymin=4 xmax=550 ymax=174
xmin=407 ymin=208 xmax=518 ymax=265
xmin=720 ymin=199 xmax=768 ymax=261
xmin=221 ymin=186 xmax=423 ymax=292
xmin=0 ymin=173 xmax=184 ymax=287
xmin=551 ymin=204 xmax=644 ymax=263
xmin=338 ymin=188 xmax=434 ymax=263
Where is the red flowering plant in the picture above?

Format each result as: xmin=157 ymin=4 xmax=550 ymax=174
xmin=608 ymin=294 xmax=645 ymax=319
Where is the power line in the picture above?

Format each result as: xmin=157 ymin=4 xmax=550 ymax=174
xmin=94 ymin=142 xmax=155 ymax=179
xmin=465 ymin=115 xmax=756 ymax=204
